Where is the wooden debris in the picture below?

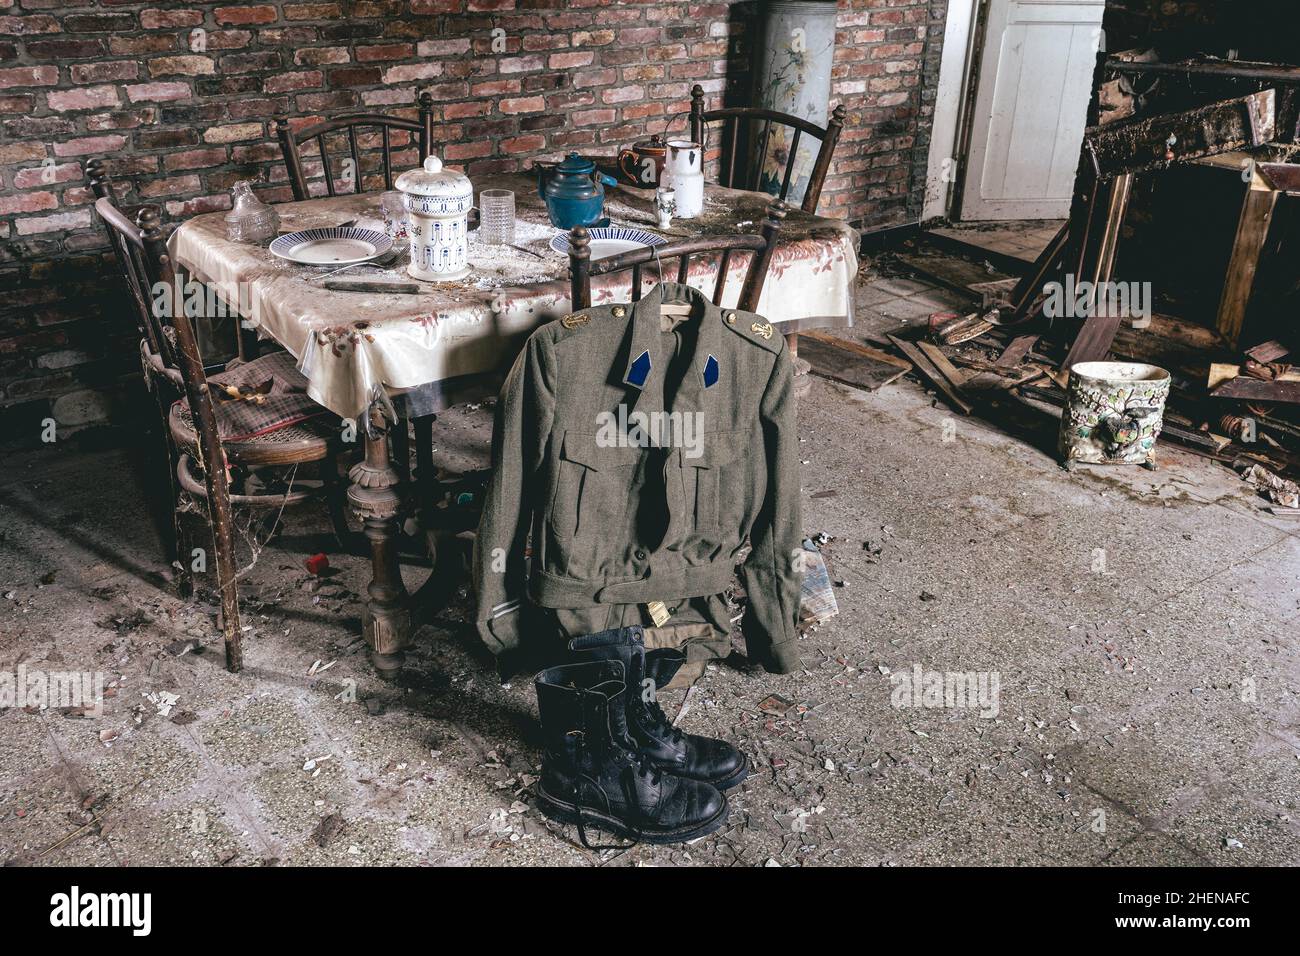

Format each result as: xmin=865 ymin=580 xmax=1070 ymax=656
xmin=917 ymin=340 xmax=969 ymax=388
xmin=799 ymin=331 xmax=910 ymax=392
xmin=996 ymin=335 xmax=1039 ymax=368
xmin=888 ymin=334 xmax=973 ymax=414
xmin=934 ymin=312 xmax=994 ymax=345
xmin=1245 ymin=340 xmax=1290 ymax=364
xmin=1211 ymin=376 xmax=1300 ymax=403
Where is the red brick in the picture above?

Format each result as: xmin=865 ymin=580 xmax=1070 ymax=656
xmin=0 ymin=14 xmax=60 ymax=35
xmin=548 ymin=51 xmax=594 ymax=70
xmin=125 ymin=81 xmax=191 ymax=103
xmin=294 ymin=46 xmax=349 ymax=65
xmin=499 ymin=95 xmax=544 ymax=114
xmin=355 ymin=43 xmax=413 ymax=62
xmin=47 ymin=85 xmax=121 ymax=112
xmin=52 ymin=134 xmax=127 ymax=157
xmin=214 ymin=6 xmax=277 ymax=26
xmin=140 ymin=9 xmax=204 ymax=29
xmin=163 ymin=148 xmax=226 ymax=171
xmin=284 ymin=3 xmax=340 ymax=18
xmin=572 ymin=108 xmax=616 ymax=126
xmin=0 ymin=65 xmax=57 ymax=88
xmin=70 ymin=61 xmax=139 ymax=84
xmin=0 ymin=94 xmax=35 ymax=113
xmin=264 ymin=71 xmax=321 ymax=93
xmin=0 ymin=190 xmax=57 ymax=215
xmin=148 ymin=56 xmax=216 ymax=77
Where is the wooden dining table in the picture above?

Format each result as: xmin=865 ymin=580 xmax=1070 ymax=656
xmin=169 ymin=171 xmax=859 ymax=675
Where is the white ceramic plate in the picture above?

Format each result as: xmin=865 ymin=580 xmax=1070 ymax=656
xmin=549 ymin=226 xmax=665 ymax=261
xmin=270 ymin=227 xmax=393 ymax=266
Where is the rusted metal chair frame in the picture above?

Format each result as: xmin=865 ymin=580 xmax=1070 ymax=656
xmin=276 ymin=91 xmax=436 ymax=201
xmin=689 ymin=84 xmax=846 ymax=216
xmin=569 ymin=198 xmax=788 ymax=313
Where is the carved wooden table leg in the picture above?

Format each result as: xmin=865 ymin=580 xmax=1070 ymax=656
xmin=347 ymin=409 xmax=410 ymax=678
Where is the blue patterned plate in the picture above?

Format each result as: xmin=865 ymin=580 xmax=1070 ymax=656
xmin=270 ymin=226 xmax=393 ymax=266
xmin=549 ymin=225 xmax=665 ymax=260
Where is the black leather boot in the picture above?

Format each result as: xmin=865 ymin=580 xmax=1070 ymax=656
xmin=534 ymin=660 xmax=728 ymax=847
xmin=569 ymin=627 xmax=749 ymax=790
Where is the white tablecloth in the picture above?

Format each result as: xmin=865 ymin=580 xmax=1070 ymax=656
xmin=170 ymin=173 xmax=858 ymax=420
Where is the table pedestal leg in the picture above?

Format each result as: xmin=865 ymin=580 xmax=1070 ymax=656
xmin=347 ymin=411 xmax=410 ymax=678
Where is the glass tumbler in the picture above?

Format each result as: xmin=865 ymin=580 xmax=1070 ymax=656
xmin=479 ymin=189 xmax=516 ymax=245
xmin=380 ymin=190 xmax=407 ymax=240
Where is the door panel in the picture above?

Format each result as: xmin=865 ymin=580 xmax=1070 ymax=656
xmin=961 ymin=0 xmax=1105 ymax=221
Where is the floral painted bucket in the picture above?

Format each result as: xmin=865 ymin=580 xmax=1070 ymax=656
xmin=1060 ymin=361 xmax=1171 ymax=470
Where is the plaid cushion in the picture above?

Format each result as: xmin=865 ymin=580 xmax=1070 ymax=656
xmin=175 ymin=351 xmax=333 ymax=444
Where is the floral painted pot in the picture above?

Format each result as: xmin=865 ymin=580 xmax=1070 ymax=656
xmin=394 ymin=155 xmax=472 ymax=282
xmin=1060 ymin=361 xmax=1171 ymax=470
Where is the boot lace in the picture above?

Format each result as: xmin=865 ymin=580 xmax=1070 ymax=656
xmin=567 ymin=703 xmax=661 ymax=852
xmin=643 ymin=695 xmax=685 ymax=746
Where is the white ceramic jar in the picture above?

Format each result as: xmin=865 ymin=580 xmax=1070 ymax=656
xmin=394 ymin=155 xmax=472 ymax=282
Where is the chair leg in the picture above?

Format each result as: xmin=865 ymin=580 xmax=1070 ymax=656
xmin=173 ymin=499 xmax=195 ymax=599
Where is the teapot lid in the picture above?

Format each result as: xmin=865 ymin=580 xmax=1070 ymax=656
xmin=394 ymin=155 xmax=473 ymax=199
xmin=555 ymin=152 xmax=595 ymax=174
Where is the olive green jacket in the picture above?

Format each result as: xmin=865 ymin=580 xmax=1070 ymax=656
xmin=473 ymin=282 xmax=803 ymax=672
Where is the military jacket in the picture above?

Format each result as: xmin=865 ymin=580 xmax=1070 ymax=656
xmin=473 ymin=282 xmax=804 ymax=673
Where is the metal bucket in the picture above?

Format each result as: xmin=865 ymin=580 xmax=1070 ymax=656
xmin=1060 ymin=361 xmax=1172 ymax=469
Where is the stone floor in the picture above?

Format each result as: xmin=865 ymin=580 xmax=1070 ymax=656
xmin=2 ymin=276 xmax=1298 ymax=867
xmin=930 ymin=219 xmax=1066 ymax=265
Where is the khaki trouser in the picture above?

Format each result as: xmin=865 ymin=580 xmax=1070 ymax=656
xmin=545 ymin=594 xmax=733 ymax=690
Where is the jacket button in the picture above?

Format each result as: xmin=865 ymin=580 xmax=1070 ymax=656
xmin=725 ymin=312 xmax=736 ymax=324
xmin=634 ymin=549 xmax=647 ymax=560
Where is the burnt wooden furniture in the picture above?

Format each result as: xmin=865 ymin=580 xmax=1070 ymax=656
xmin=88 ymin=159 xmax=349 ymax=673
xmin=276 ymin=92 xmax=435 ymax=201
xmin=568 ymin=198 xmax=787 ymax=313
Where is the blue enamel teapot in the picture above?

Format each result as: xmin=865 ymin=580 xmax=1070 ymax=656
xmin=536 ymin=153 xmax=618 ymax=229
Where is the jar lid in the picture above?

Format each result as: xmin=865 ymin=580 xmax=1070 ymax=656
xmin=394 ymin=155 xmax=473 ymax=199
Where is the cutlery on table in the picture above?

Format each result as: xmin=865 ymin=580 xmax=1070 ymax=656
xmin=324 ymin=279 xmax=421 ymax=294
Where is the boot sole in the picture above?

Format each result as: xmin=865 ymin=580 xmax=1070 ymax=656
xmin=535 ymin=785 xmax=728 ymax=846
xmin=710 ymin=755 xmax=749 ymax=791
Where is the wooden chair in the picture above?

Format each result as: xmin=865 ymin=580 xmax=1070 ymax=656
xmin=88 ymin=159 xmax=348 ymax=672
xmin=569 ymin=198 xmax=787 ymax=313
xmin=689 ymin=84 xmax=845 ymax=215
xmin=276 ymin=92 xmax=435 ymax=200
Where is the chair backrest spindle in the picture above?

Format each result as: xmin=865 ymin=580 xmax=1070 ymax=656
xmin=276 ymin=92 xmax=436 ymax=201
xmin=688 ymin=84 xmax=845 ymax=214
xmin=568 ymin=199 xmax=788 ymax=316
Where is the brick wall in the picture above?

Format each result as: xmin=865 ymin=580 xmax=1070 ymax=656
xmin=0 ymin=0 xmax=946 ymax=434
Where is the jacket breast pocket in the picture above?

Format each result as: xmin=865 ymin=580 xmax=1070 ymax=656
xmin=550 ymin=429 xmax=644 ymax=538
xmin=684 ymin=430 xmax=744 ymax=531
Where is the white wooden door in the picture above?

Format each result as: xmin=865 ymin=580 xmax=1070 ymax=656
xmin=960 ymin=0 xmax=1105 ymax=221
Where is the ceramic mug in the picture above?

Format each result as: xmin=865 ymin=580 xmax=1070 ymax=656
xmin=662 ymin=140 xmax=704 ymax=219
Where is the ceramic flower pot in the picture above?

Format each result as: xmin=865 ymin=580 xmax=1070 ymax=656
xmin=1060 ymin=361 xmax=1171 ymax=470
xmin=394 ymin=155 xmax=472 ymax=282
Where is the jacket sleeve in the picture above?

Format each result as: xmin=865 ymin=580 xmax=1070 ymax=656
xmin=740 ymin=346 xmax=804 ymax=672
xmin=473 ymin=332 xmax=556 ymax=655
